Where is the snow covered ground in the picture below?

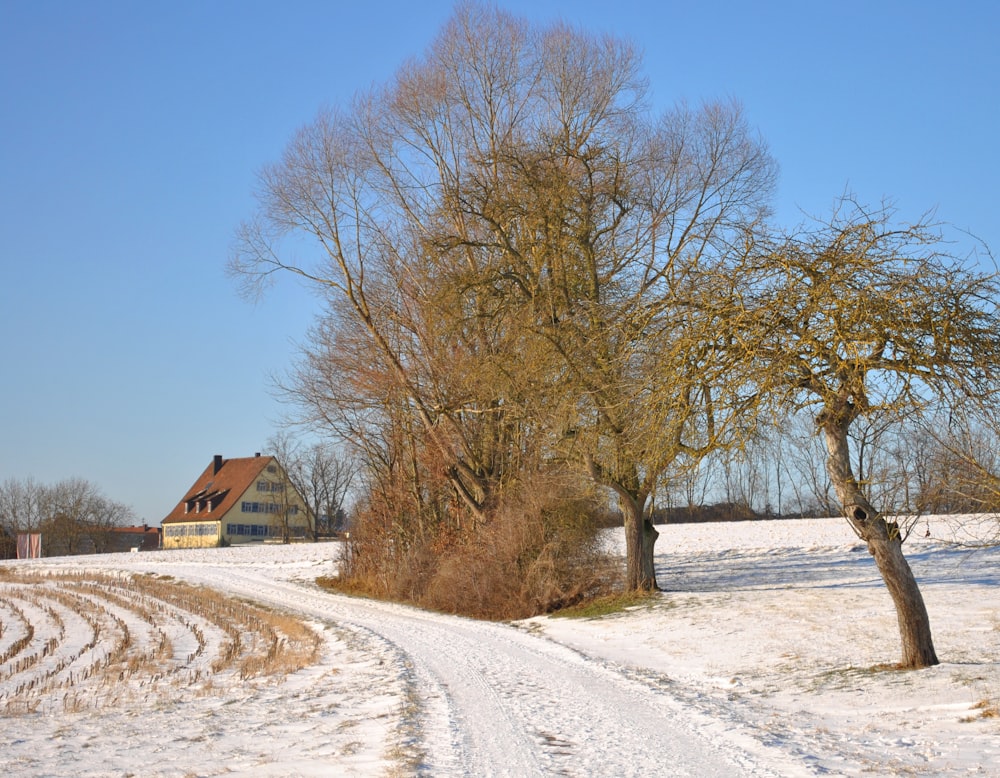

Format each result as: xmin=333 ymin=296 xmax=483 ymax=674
xmin=1 ymin=516 xmax=997 ymax=776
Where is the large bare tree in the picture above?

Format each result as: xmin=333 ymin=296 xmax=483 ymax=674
xmin=231 ymin=4 xmax=774 ymax=592
xmin=740 ymin=198 xmax=1000 ymax=667
xmin=232 ymin=7 xmax=539 ymax=527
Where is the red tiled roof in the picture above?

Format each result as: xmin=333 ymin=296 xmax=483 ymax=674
xmin=162 ymin=455 xmax=275 ymax=524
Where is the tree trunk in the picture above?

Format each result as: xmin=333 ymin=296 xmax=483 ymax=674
xmin=622 ymin=497 xmax=659 ymax=591
xmin=585 ymin=456 xmax=660 ymax=592
xmin=861 ymin=516 xmax=939 ymax=667
xmin=822 ymin=420 xmax=939 ymax=668
xmin=642 ymin=518 xmax=659 ymax=587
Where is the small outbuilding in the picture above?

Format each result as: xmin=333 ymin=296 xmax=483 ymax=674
xmin=106 ymin=524 xmax=162 ymax=552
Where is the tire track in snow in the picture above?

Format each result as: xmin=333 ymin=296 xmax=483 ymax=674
xmin=172 ymin=564 xmax=791 ymax=777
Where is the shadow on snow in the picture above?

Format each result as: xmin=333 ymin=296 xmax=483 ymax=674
xmin=653 ymin=542 xmax=1000 ymax=593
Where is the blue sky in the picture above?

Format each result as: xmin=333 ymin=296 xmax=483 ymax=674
xmin=2 ymin=1 xmax=997 ymax=523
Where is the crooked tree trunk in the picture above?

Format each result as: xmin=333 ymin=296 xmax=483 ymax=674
xmin=585 ymin=456 xmax=660 ymax=591
xmin=822 ymin=419 xmax=939 ymax=668
xmin=622 ymin=495 xmax=659 ymax=591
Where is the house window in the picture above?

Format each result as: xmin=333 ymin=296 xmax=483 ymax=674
xmin=257 ymin=481 xmax=285 ymax=493
xmin=225 ymin=523 xmax=276 ymax=538
xmin=242 ymin=500 xmax=296 ymax=515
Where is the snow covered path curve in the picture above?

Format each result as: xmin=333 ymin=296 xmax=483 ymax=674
xmin=144 ymin=549 xmax=794 ymax=776
xmin=203 ymin=571 xmax=765 ymax=777
xmin=23 ymin=545 xmax=800 ymax=777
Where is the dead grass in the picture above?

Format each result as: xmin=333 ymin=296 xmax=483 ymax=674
xmin=962 ymin=698 xmax=999 ymax=722
xmin=551 ymin=589 xmax=659 ymax=620
xmin=0 ymin=568 xmax=322 ymax=714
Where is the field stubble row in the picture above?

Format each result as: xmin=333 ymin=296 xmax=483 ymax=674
xmin=0 ymin=567 xmax=321 ymax=714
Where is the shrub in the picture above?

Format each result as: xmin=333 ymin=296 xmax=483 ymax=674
xmin=329 ymin=469 xmax=618 ymax=619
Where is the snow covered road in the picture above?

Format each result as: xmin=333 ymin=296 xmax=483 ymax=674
xmin=143 ymin=552 xmax=792 ymax=777
xmin=5 ymin=518 xmax=997 ymax=776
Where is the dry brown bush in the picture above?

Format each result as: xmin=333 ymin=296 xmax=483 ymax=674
xmin=330 ymin=472 xmax=619 ymax=620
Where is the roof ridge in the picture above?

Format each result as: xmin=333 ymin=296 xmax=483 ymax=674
xmin=162 ymin=454 xmax=280 ymax=524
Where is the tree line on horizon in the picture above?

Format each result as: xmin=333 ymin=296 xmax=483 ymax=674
xmin=230 ymin=4 xmax=1000 ymax=668
xmin=0 ymin=477 xmax=135 ymax=558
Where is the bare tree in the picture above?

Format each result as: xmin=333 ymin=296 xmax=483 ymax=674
xmin=232 ymin=13 xmax=526 ymax=526
xmin=777 ymin=410 xmax=837 ymax=516
xmin=231 ymin=4 xmax=774 ymax=594
xmin=660 ymin=454 xmax=715 ymax=515
xmin=267 ymin=432 xmax=357 ymax=538
xmin=917 ymin=407 xmax=1000 ymax=532
xmin=741 ymin=197 xmax=1000 ymax=668
xmin=0 ymin=477 xmax=48 ymax=534
xmin=401 ymin=20 xmax=776 ymax=590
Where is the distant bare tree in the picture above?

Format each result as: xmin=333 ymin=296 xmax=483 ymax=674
xmin=777 ymin=411 xmax=837 ymax=517
xmin=0 ymin=477 xmax=48 ymax=535
xmin=660 ymin=455 xmax=714 ymax=515
xmin=1 ymin=477 xmax=134 ymax=557
xmin=267 ymin=432 xmax=357 ymax=539
xmin=918 ymin=408 xmax=1000 ymax=534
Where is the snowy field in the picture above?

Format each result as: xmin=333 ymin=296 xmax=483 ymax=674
xmin=1 ymin=516 xmax=997 ymax=777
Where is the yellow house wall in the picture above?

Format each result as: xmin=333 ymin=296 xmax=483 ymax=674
xmin=161 ymin=520 xmax=221 ymax=549
xmin=219 ymin=464 xmax=313 ymax=545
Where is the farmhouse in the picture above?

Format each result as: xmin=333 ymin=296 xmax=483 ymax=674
xmin=161 ymin=454 xmax=312 ymax=549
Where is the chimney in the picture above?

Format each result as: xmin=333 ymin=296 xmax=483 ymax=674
xmin=213 ymin=454 xmax=223 ymax=474
xmin=255 ymin=452 xmax=261 ymax=457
